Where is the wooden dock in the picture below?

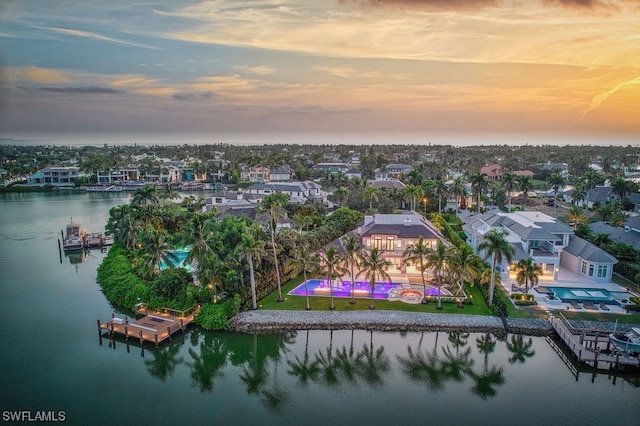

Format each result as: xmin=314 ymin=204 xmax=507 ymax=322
xmin=549 ymin=315 xmax=640 ymax=369
xmin=99 ymin=304 xmax=198 ymax=347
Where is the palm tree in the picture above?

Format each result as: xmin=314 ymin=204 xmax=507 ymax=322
xmin=426 ymin=240 xmax=449 ymax=309
xmin=132 ymin=184 xmax=159 ymax=207
xmin=448 ymin=176 xmax=467 ymax=212
xmin=357 ymin=248 xmax=391 ymax=310
xmin=596 ymin=203 xmax=614 ymax=223
xmin=571 ymin=183 xmax=587 ymax=207
xmin=546 ymin=173 xmax=566 ymax=218
xmin=477 ymin=229 xmax=514 ymax=306
xmin=334 ymin=186 xmax=348 ymax=207
xmin=583 ymin=170 xmax=604 ymax=208
xmin=239 ymin=226 xmax=266 ymax=310
xmin=161 ymin=184 xmax=180 ymax=201
xmin=513 ymin=258 xmax=542 ymax=298
xmin=137 ymin=228 xmax=177 ymax=279
xmin=183 ymin=214 xmax=214 ymax=271
xmin=502 ymin=172 xmax=518 ymax=212
xmin=566 ymin=205 xmax=587 ymax=231
xmin=341 ymin=235 xmax=363 ymax=305
xmin=611 ymin=176 xmax=635 ymax=202
xmin=446 ymin=244 xmax=480 ymax=307
xmin=402 ymin=236 xmax=431 ymax=304
xmin=432 ymin=180 xmax=448 ymax=214
xmin=258 ymin=192 xmax=290 ymax=302
xmin=517 ymin=175 xmax=533 ymax=211
xmin=469 ymin=172 xmax=489 ymax=213
xmin=319 ymin=246 xmax=346 ymax=310
xmin=288 ymin=239 xmax=316 ymax=311
xmin=362 ymin=186 xmax=379 ymax=211
xmin=404 ymin=184 xmax=423 ymax=211
xmin=198 ymin=252 xmax=225 ymax=302
xmin=506 ymin=335 xmax=535 ymax=364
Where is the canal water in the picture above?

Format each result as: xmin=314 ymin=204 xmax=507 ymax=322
xmin=0 ymin=192 xmax=638 ymax=425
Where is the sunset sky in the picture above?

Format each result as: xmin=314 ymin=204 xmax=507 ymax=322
xmin=1 ymin=0 xmax=639 ymax=145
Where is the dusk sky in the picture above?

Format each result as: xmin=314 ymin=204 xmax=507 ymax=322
xmin=1 ymin=0 xmax=639 ymax=145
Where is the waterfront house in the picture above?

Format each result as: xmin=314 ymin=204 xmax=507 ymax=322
xmin=374 ymin=164 xmax=414 ymax=180
xmin=28 ymin=166 xmax=81 ymax=186
xmin=464 ymin=211 xmax=617 ymax=284
xmin=333 ymin=212 xmax=451 ymax=273
xmin=245 ymin=181 xmax=327 ymax=204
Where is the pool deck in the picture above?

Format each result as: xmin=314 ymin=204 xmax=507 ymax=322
xmin=99 ymin=306 xmax=197 ymax=346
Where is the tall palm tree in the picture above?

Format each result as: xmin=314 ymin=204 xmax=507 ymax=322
xmin=288 ymin=239 xmax=316 ymax=311
xmin=238 ymin=227 xmax=266 ymax=310
xmin=402 ymin=236 xmax=431 ymax=304
xmin=258 ymin=192 xmax=290 ymax=302
xmin=357 ymin=248 xmax=391 ymax=310
xmin=469 ymin=172 xmax=489 ymax=213
xmin=517 ymin=175 xmax=533 ymax=211
xmin=571 ymin=183 xmax=587 ymax=207
xmin=161 ymin=184 xmax=180 ymax=201
xmin=341 ymin=235 xmax=363 ymax=305
xmin=611 ymin=176 xmax=635 ymax=202
xmin=132 ymin=184 xmax=159 ymax=207
xmin=513 ymin=258 xmax=542 ymax=298
xmin=426 ymin=240 xmax=449 ymax=309
xmin=566 ymin=205 xmax=587 ymax=231
xmin=448 ymin=176 xmax=467 ymax=212
xmin=432 ymin=180 xmax=448 ymax=214
xmin=334 ymin=186 xmax=348 ymax=207
xmin=546 ymin=173 xmax=566 ymax=218
xmin=477 ymin=229 xmax=514 ymax=306
xmin=362 ymin=186 xmax=379 ymax=211
xmin=501 ymin=172 xmax=518 ymax=212
xmin=446 ymin=244 xmax=480 ymax=307
xmin=404 ymin=184 xmax=423 ymax=211
xmin=198 ymin=252 xmax=225 ymax=302
xmin=319 ymin=246 xmax=346 ymax=310
xmin=582 ymin=170 xmax=604 ymax=208
xmin=137 ymin=228 xmax=177 ymax=279
xmin=183 ymin=214 xmax=214 ymax=270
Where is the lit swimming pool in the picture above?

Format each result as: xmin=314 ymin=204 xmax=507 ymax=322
xmin=543 ymin=286 xmax=634 ymax=305
xmin=159 ymin=248 xmax=193 ymax=273
xmin=289 ymin=279 xmax=402 ymax=299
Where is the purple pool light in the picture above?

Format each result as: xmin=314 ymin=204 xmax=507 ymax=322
xmin=288 ymin=279 xmax=402 ymax=300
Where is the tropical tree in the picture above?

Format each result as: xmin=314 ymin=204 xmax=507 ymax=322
xmin=446 ymin=244 xmax=480 ymax=307
xmin=341 ymin=235 xmax=363 ymax=305
xmin=502 ymin=172 xmax=518 ymax=212
xmin=477 ymin=229 xmax=514 ymax=306
xmin=448 ymin=176 xmax=467 ymax=212
xmin=319 ymin=246 xmax=346 ymax=310
xmin=404 ymin=184 xmax=423 ymax=211
xmin=402 ymin=236 xmax=431 ymax=304
xmin=596 ymin=203 xmax=614 ymax=223
xmin=357 ymin=248 xmax=391 ymax=310
xmin=546 ymin=173 xmax=566 ymax=218
xmin=432 ymin=180 xmax=448 ymax=214
xmin=566 ymin=205 xmax=588 ymax=231
xmin=362 ymin=186 xmax=379 ymax=211
xmin=183 ymin=214 xmax=214 ymax=271
xmin=517 ymin=175 xmax=533 ymax=211
xmin=198 ymin=252 xmax=225 ymax=302
xmin=238 ymin=226 xmax=266 ymax=310
xmin=506 ymin=335 xmax=535 ymax=364
xmin=469 ymin=172 xmax=489 ymax=213
xmin=513 ymin=258 xmax=542 ymax=298
xmin=288 ymin=239 xmax=316 ymax=311
xmin=136 ymin=228 xmax=177 ymax=279
xmin=258 ymin=192 xmax=290 ymax=302
xmin=426 ymin=240 xmax=449 ymax=309
xmin=132 ymin=184 xmax=159 ymax=207
xmin=161 ymin=184 xmax=180 ymax=201
xmin=571 ymin=183 xmax=587 ymax=207
xmin=334 ymin=186 xmax=348 ymax=207
xmin=611 ymin=176 xmax=635 ymax=202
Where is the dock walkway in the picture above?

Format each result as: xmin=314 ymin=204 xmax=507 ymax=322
xmin=99 ymin=305 xmax=198 ymax=346
xmin=549 ymin=315 xmax=640 ymax=368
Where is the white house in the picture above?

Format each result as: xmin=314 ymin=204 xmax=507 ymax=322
xmin=246 ymin=181 xmax=327 ymax=204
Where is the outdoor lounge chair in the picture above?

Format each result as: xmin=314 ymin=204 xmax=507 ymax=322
xmin=582 ymin=301 xmax=597 ymax=310
xmin=599 ymin=303 xmax=610 ymax=311
xmin=569 ymin=301 xmax=582 ymax=310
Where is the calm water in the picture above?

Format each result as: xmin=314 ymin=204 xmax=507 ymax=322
xmin=0 ymin=192 xmax=639 ymax=425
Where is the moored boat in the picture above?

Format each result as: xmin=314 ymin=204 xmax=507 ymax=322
xmin=609 ymin=327 xmax=640 ymax=355
xmin=61 ymin=219 xmax=113 ymax=251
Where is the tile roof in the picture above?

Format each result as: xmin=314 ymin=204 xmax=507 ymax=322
xmin=563 ymin=236 xmax=617 ymax=263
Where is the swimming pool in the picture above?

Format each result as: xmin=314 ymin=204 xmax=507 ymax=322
xmin=159 ymin=248 xmax=193 ymax=273
xmin=289 ymin=279 xmax=402 ymax=300
xmin=543 ymin=286 xmax=634 ymax=305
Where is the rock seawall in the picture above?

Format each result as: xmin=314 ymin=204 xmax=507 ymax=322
xmin=230 ymin=310 xmax=556 ymax=336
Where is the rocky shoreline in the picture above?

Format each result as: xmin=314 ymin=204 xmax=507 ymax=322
xmin=230 ymin=310 xmax=633 ymax=337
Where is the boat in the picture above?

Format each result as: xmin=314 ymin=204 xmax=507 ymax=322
xmin=609 ymin=327 xmax=640 ymax=355
xmin=61 ymin=219 xmax=113 ymax=251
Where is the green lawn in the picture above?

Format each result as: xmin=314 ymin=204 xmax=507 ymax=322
xmin=259 ymin=277 xmax=492 ymax=315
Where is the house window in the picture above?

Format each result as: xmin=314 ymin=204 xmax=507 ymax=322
xmin=374 ymin=237 xmax=382 ymax=250
xmin=581 ymin=261 xmax=587 ymax=274
xmin=386 ymin=237 xmax=394 ymax=251
xmin=588 ymin=264 xmax=594 ymax=277
xmin=530 ymin=240 xmax=539 ymax=249
xmin=597 ymin=265 xmax=608 ymax=278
